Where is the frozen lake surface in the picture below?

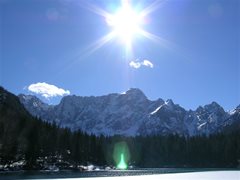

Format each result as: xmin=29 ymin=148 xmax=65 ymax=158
xmin=68 ymin=171 xmax=240 ymax=180
xmin=90 ymin=171 xmax=240 ymax=180
xmin=1 ymin=169 xmax=239 ymax=180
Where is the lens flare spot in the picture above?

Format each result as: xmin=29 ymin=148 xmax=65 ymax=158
xmin=113 ymin=141 xmax=130 ymax=169
xmin=117 ymin=153 xmax=128 ymax=170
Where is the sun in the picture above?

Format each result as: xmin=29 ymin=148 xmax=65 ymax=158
xmin=106 ymin=1 xmax=144 ymax=47
xmin=80 ymin=0 xmax=166 ymax=56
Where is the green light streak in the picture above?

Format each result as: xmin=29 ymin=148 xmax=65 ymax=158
xmin=113 ymin=141 xmax=130 ymax=170
xmin=117 ymin=153 xmax=127 ymax=170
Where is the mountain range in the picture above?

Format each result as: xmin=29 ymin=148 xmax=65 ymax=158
xmin=18 ymin=88 xmax=240 ymax=136
xmin=1 ymin=86 xmax=240 ymax=168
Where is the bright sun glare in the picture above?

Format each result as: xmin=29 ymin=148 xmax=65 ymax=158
xmin=81 ymin=0 xmax=168 ymax=56
xmin=106 ymin=1 xmax=143 ymax=46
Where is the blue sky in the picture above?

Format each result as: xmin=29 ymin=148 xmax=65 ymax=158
xmin=0 ymin=0 xmax=239 ymax=110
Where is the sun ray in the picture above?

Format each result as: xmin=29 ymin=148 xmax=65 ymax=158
xmin=47 ymin=32 xmax=117 ymax=82
xmin=138 ymin=29 xmax=174 ymax=50
xmin=140 ymin=0 xmax=168 ymax=17
xmin=79 ymin=1 xmax=112 ymax=19
xmin=82 ymin=31 xmax=116 ymax=56
xmin=138 ymin=29 xmax=193 ymax=62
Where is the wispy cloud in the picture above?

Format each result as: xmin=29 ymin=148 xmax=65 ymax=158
xmin=142 ymin=60 xmax=154 ymax=68
xmin=129 ymin=59 xmax=154 ymax=69
xmin=129 ymin=61 xmax=141 ymax=69
xmin=27 ymin=82 xmax=70 ymax=98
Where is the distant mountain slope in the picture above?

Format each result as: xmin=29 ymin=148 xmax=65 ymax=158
xmin=18 ymin=88 xmax=240 ymax=136
xmin=223 ymin=106 xmax=240 ymax=133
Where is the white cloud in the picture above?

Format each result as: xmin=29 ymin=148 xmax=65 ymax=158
xmin=142 ymin=60 xmax=154 ymax=68
xmin=28 ymin=82 xmax=70 ymax=98
xmin=129 ymin=61 xmax=141 ymax=69
xmin=129 ymin=59 xmax=154 ymax=69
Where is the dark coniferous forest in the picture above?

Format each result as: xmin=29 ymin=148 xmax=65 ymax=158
xmin=0 ymin=86 xmax=240 ymax=170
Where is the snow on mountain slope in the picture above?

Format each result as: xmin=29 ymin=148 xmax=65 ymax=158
xmin=18 ymin=88 xmax=239 ymax=136
xmin=139 ymin=99 xmax=188 ymax=136
xmin=18 ymin=94 xmax=53 ymax=118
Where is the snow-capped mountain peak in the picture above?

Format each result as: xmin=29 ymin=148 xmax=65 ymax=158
xmin=18 ymin=89 xmax=239 ymax=136
xmin=122 ymin=88 xmax=147 ymax=101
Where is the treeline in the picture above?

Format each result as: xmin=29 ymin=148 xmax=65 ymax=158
xmin=0 ymin=87 xmax=240 ymax=169
xmin=1 ymin=116 xmax=240 ymax=168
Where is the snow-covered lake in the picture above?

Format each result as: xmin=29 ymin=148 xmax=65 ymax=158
xmin=1 ymin=170 xmax=240 ymax=180
xmin=35 ymin=171 xmax=239 ymax=180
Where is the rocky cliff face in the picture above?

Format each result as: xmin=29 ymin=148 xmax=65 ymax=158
xmin=18 ymin=88 xmax=239 ymax=136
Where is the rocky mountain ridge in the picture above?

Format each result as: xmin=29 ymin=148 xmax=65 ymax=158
xmin=18 ymin=88 xmax=240 ymax=136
